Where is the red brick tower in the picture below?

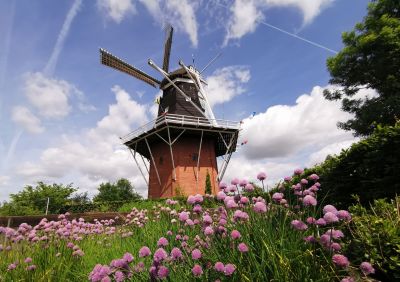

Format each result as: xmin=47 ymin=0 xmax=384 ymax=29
xmin=100 ymin=26 xmax=239 ymax=198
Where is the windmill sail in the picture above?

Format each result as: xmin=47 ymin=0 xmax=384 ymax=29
xmin=162 ymin=25 xmax=173 ymax=72
xmin=100 ymin=48 xmax=160 ymax=88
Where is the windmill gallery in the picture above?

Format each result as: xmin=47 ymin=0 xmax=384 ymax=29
xmin=100 ymin=26 xmax=240 ymax=199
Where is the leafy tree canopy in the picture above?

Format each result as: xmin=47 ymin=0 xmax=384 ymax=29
xmin=93 ymin=178 xmax=142 ymax=203
xmin=324 ymin=0 xmax=400 ymax=136
xmin=0 ymin=182 xmax=77 ymax=215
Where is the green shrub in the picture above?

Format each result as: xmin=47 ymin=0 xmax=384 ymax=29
xmin=346 ymin=196 xmax=400 ymax=281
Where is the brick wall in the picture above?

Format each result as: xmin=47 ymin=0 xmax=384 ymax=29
xmin=148 ymin=135 xmax=218 ymax=198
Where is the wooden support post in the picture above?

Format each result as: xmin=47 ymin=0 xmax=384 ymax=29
xmin=145 ymin=138 xmax=161 ymax=186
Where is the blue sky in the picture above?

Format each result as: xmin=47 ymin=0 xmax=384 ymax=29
xmin=0 ymin=0 xmax=373 ymax=200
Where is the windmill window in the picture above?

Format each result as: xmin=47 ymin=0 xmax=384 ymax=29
xmin=165 ymin=106 xmax=169 ymax=113
xmin=159 ymin=156 xmax=163 ymax=165
xmin=192 ymin=153 xmax=198 ymax=162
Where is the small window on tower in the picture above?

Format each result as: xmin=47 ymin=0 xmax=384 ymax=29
xmin=159 ymin=156 xmax=163 ymax=165
xmin=192 ymin=153 xmax=198 ymax=162
xmin=165 ymin=106 xmax=169 ymax=113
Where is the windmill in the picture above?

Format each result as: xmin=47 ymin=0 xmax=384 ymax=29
xmin=100 ymin=25 xmax=240 ymax=198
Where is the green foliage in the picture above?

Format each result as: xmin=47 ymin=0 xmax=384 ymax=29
xmin=93 ymin=178 xmax=142 ymax=203
xmin=205 ymin=170 xmax=212 ymax=194
xmin=0 ymin=182 xmax=76 ymax=216
xmin=346 ymin=197 xmax=400 ymax=281
xmin=316 ymin=123 xmax=400 ymax=208
xmin=324 ymin=0 xmax=400 ymax=136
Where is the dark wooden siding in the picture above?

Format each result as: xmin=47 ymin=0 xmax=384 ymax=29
xmin=157 ymin=82 xmax=204 ymax=117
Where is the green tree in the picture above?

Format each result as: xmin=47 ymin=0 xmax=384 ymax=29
xmin=93 ymin=178 xmax=142 ymax=203
xmin=0 ymin=182 xmax=77 ymax=215
xmin=324 ymin=0 xmax=400 ymax=136
xmin=205 ymin=171 xmax=212 ymax=194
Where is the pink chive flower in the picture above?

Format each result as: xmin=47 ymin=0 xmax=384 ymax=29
xmin=360 ymin=262 xmax=375 ymax=275
xmin=231 ymin=178 xmax=240 ymax=185
xmin=308 ymin=174 xmax=319 ymax=181
xmin=257 ymin=172 xmax=267 ymax=181
xmin=153 ymin=248 xmax=168 ymax=262
xmin=323 ymin=205 xmax=338 ymax=215
xmin=272 ymin=193 xmax=284 ymax=203
xmin=214 ymin=262 xmax=225 ymax=272
xmin=324 ymin=212 xmax=339 ymax=224
xmin=139 ymin=246 xmax=151 ymax=257
xmin=24 ymin=257 xmax=33 ymax=263
xmin=114 ymin=271 xmax=124 ymax=282
xmin=294 ymin=168 xmax=304 ymax=175
xmin=203 ymin=215 xmax=213 ymax=224
xmin=171 ymin=247 xmax=182 ymax=260
xmin=157 ymin=266 xmax=169 ymax=279
xmin=332 ymin=254 xmax=350 ymax=268
xmin=226 ymin=200 xmax=238 ymax=209
xmin=337 ymin=210 xmax=352 ymax=221
xmin=231 ymin=230 xmax=241 ymax=239
xmin=194 ymin=194 xmax=203 ymax=203
xmin=303 ymin=235 xmax=316 ymax=243
xmin=341 ymin=277 xmax=355 ymax=282
xmin=306 ymin=217 xmax=316 ymax=224
xmin=7 ymin=263 xmax=17 ymax=271
xmin=193 ymin=204 xmax=202 ymax=213
xmin=300 ymin=179 xmax=308 ymax=185
xmin=224 ymin=264 xmax=236 ymax=276
xmin=157 ymin=237 xmax=169 ymax=247
xmin=326 ymin=229 xmax=344 ymax=239
xmin=122 ymin=252 xmax=134 ymax=263
xmin=240 ymin=196 xmax=250 ymax=204
xmin=191 ymin=249 xmax=202 ymax=260
xmin=178 ymin=212 xmax=189 ymax=222
xmin=26 ymin=265 xmax=36 ymax=271
xmin=253 ymin=201 xmax=267 ymax=213
xmin=219 ymin=182 xmax=227 ymax=190
xmin=291 ymin=220 xmax=308 ymax=231
xmin=303 ymin=195 xmax=317 ymax=206
xmin=330 ymin=242 xmax=342 ymax=252
xmin=315 ymin=218 xmax=327 ymax=226
xmin=284 ymin=176 xmax=292 ymax=182
xmin=217 ymin=191 xmax=227 ymax=201
xmin=239 ymin=179 xmax=248 ymax=187
xmin=192 ymin=264 xmax=203 ymax=277
xmin=204 ymin=226 xmax=214 ymax=236
xmin=244 ymin=183 xmax=254 ymax=192
xmin=238 ymin=243 xmax=249 ymax=253
xmin=187 ymin=195 xmax=196 ymax=205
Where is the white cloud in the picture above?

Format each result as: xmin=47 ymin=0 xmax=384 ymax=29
xmin=44 ymin=0 xmax=82 ymax=75
xmin=16 ymin=85 xmax=152 ymax=196
xmin=97 ymin=0 xmax=136 ymax=24
xmin=206 ymin=66 xmax=250 ymax=107
xmin=223 ymin=0 xmax=264 ymax=45
xmin=88 ymin=85 xmax=148 ymax=142
xmin=0 ymin=175 xmax=10 ymax=186
xmin=240 ymin=85 xmax=359 ymax=159
xmin=306 ymin=139 xmax=356 ymax=167
xmin=264 ymin=0 xmax=334 ymax=25
xmin=24 ymin=72 xmax=72 ymax=119
xmin=138 ymin=0 xmax=163 ymax=20
xmin=11 ymin=106 xmax=44 ymax=134
xmin=224 ymin=0 xmax=335 ymax=44
xmin=164 ymin=0 xmax=198 ymax=47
